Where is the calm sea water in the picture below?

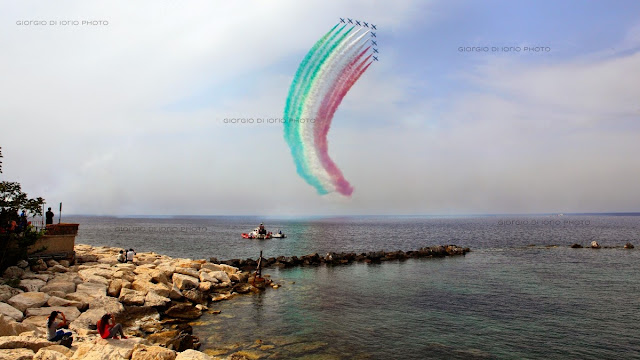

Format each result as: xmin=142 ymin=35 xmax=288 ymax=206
xmin=67 ymin=215 xmax=640 ymax=359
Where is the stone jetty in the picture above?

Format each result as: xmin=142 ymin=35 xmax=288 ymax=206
xmin=0 ymin=244 xmax=265 ymax=360
xmin=214 ymin=245 xmax=471 ymax=271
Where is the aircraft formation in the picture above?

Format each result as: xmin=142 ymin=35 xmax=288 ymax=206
xmin=339 ymin=17 xmax=379 ymax=61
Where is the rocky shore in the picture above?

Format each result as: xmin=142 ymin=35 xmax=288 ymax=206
xmin=0 ymin=244 xmax=266 ymax=360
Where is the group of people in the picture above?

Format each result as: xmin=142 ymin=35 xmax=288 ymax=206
xmin=47 ymin=311 xmax=127 ymax=347
xmin=116 ymin=248 xmax=136 ymax=263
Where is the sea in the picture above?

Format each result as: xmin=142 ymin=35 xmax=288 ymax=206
xmin=65 ymin=214 xmax=640 ymax=360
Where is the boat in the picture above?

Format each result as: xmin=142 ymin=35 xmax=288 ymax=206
xmin=241 ymin=228 xmax=272 ymax=240
xmin=271 ymin=232 xmax=286 ymax=238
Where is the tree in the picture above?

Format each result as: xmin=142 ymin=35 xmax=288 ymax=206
xmin=0 ymin=150 xmax=46 ymax=271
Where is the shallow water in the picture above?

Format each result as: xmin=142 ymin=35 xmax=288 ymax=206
xmin=69 ymin=215 xmax=640 ymax=359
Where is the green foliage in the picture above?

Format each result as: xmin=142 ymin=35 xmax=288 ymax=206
xmin=0 ymin=179 xmax=46 ymax=271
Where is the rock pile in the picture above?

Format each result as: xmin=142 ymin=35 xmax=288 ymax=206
xmin=0 ymin=244 xmax=264 ymax=360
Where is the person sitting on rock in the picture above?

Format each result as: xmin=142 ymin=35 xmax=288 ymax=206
xmin=126 ymin=248 xmax=136 ymax=262
xmin=117 ymin=250 xmax=126 ymax=263
xmin=47 ymin=311 xmax=72 ymax=342
xmin=97 ymin=313 xmax=127 ymax=339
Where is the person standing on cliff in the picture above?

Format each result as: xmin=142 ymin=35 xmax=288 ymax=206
xmin=46 ymin=207 xmax=54 ymax=225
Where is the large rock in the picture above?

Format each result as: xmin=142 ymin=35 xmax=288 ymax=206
xmin=47 ymin=296 xmax=84 ymax=311
xmin=591 ymin=241 xmax=601 ymax=249
xmin=132 ymin=280 xmax=171 ymax=298
xmin=165 ymin=304 xmax=202 ymax=320
xmin=7 ymin=292 xmax=50 ymax=313
xmin=69 ymin=338 xmax=146 ymax=360
xmin=174 ymin=267 xmax=200 ymax=278
xmin=149 ymin=270 xmax=171 ymax=286
xmin=166 ymin=333 xmax=200 ymax=352
xmin=144 ymin=292 xmax=171 ymax=307
xmin=172 ymin=274 xmax=199 ymax=291
xmin=41 ymin=281 xmax=77 ymax=295
xmin=69 ymin=308 xmax=103 ymax=336
xmin=182 ymin=290 xmax=206 ymax=304
xmin=79 ymin=268 xmax=114 ymax=281
xmin=48 ymin=265 xmax=68 ymax=273
xmin=76 ymin=282 xmax=108 ymax=296
xmin=19 ymin=279 xmax=47 ymax=292
xmin=0 ymin=348 xmax=35 ymax=360
xmin=25 ymin=306 xmax=81 ymax=322
xmin=624 ymin=242 xmax=634 ymax=249
xmin=88 ymin=296 xmax=125 ymax=315
xmin=0 ymin=285 xmax=23 ymax=302
xmin=131 ymin=344 xmax=176 ymax=360
xmin=198 ymin=272 xmax=219 ymax=284
xmin=33 ymin=349 xmax=69 ymax=360
xmin=169 ymin=285 xmax=183 ymax=300
xmin=119 ymin=288 xmax=145 ymax=306
xmin=146 ymin=330 xmax=179 ymax=346
xmin=0 ymin=314 xmax=34 ymax=336
xmin=3 ymin=266 xmax=25 ymax=280
xmin=0 ymin=302 xmax=23 ymax=321
xmin=208 ymin=271 xmax=230 ymax=283
xmin=0 ymin=335 xmax=53 ymax=352
xmin=108 ymin=279 xmax=129 ymax=298
xmin=175 ymin=349 xmax=211 ymax=360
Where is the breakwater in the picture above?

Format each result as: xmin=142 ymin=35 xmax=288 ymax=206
xmin=212 ymin=245 xmax=470 ymax=270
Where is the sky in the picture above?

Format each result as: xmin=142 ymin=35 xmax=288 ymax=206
xmin=0 ymin=0 xmax=639 ymax=216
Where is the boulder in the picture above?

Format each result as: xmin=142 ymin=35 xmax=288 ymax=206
xmin=166 ymin=333 xmax=200 ymax=352
xmin=88 ymin=296 xmax=125 ymax=315
xmin=108 ymin=279 xmax=129 ymax=298
xmin=0 ymin=348 xmax=35 ymax=360
xmin=69 ymin=308 xmax=103 ymax=336
xmin=76 ymin=282 xmax=108 ymax=296
xmin=198 ymin=272 xmax=219 ymax=284
xmin=82 ymin=275 xmax=110 ymax=287
xmin=47 ymin=296 xmax=84 ymax=311
xmin=199 ymin=263 xmax=223 ymax=272
xmin=174 ymin=267 xmax=200 ymax=278
xmin=25 ymin=306 xmax=81 ymax=322
xmin=174 ymin=260 xmax=201 ymax=270
xmin=19 ymin=278 xmax=47 ymax=292
xmin=132 ymin=279 xmax=171 ymax=298
xmin=0 ymin=335 xmax=53 ymax=352
xmin=209 ymin=271 xmax=230 ymax=283
xmin=41 ymin=281 xmax=77 ymax=295
xmin=590 ymin=241 xmax=601 ymax=249
xmin=33 ymin=348 xmax=69 ymax=360
xmin=131 ymin=344 xmax=176 ymax=360
xmin=7 ymin=292 xmax=50 ymax=313
xmin=16 ymin=260 xmax=29 ymax=269
xmin=21 ymin=315 xmax=49 ymax=329
xmin=48 ymin=265 xmax=68 ymax=273
xmin=183 ymin=290 xmax=206 ymax=304
xmin=119 ymin=288 xmax=146 ymax=306
xmin=147 ymin=330 xmax=179 ymax=346
xmin=0 ymin=302 xmax=23 ymax=321
xmin=149 ymin=270 xmax=171 ymax=286
xmin=570 ymin=243 xmax=583 ymax=248
xmin=172 ymin=274 xmax=199 ymax=291
xmin=79 ymin=268 xmax=114 ymax=281
xmin=624 ymin=242 xmax=634 ymax=249
xmin=198 ymin=282 xmax=213 ymax=292
xmin=40 ymin=345 xmax=73 ymax=357
xmin=3 ymin=266 xmax=25 ymax=280
xmin=175 ymin=349 xmax=211 ymax=360
xmin=22 ymin=272 xmax=50 ymax=282
xmin=169 ymin=285 xmax=183 ymax=300
xmin=58 ymin=260 xmax=70 ymax=267
xmin=75 ymin=254 xmax=98 ymax=263
xmin=165 ymin=304 xmax=202 ymax=320
xmin=31 ymin=259 xmax=48 ymax=272
xmin=45 ymin=260 xmax=59 ymax=267
xmin=69 ymin=338 xmax=146 ymax=360
xmin=0 ymin=285 xmax=23 ymax=302
xmin=144 ymin=292 xmax=171 ymax=307
xmin=0 ymin=314 xmax=34 ymax=336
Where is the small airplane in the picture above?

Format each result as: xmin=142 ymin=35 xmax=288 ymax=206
xmin=371 ymin=24 xmax=377 ymax=30
xmin=340 ymin=18 xmax=346 ymax=23
xmin=355 ymin=20 xmax=361 ymax=26
xmin=371 ymin=32 xmax=376 ymax=37
xmin=363 ymin=22 xmax=369 ymax=28
xmin=348 ymin=18 xmax=353 ymax=24
xmin=373 ymin=48 xmax=379 ymax=53
xmin=371 ymin=40 xmax=377 ymax=46
xmin=373 ymin=56 xmax=379 ymax=61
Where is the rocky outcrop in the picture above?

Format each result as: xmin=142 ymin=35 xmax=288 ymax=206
xmin=0 ymin=285 xmax=23 ymax=302
xmin=119 ymin=288 xmax=146 ymax=306
xmin=0 ymin=314 xmax=35 ymax=336
xmin=172 ymin=274 xmax=199 ymax=291
xmin=0 ymin=336 xmax=53 ymax=352
xmin=0 ymin=302 xmax=23 ymax=321
xmin=165 ymin=304 xmax=202 ymax=320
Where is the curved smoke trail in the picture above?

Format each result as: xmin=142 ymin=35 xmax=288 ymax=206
xmin=284 ymin=23 xmax=375 ymax=196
